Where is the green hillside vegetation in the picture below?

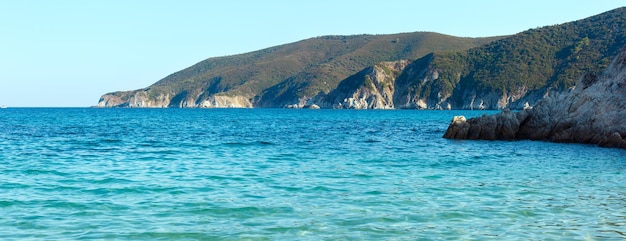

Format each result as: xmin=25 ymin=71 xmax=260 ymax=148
xmin=398 ymin=7 xmax=626 ymax=108
xmin=256 ymin=33 xmax=502 ymax=107
xmin=100 ymin=7 xmax=626 ymax=109
xmin=103 ymin=32 xmax=502 ymax=107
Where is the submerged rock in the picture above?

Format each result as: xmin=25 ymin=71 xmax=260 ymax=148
xmin=443 ymin=45 xmax=626 ymax=149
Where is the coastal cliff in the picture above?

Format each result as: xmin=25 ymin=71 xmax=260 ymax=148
xmin=97 ymin=32 xmax=500 ymax=108
xmin=311 ymin=60 xmax=409 ymax=109
xmin=97 ymin=8 xmax=626 ymax=109
xmin=95 ymin=88 xmax=253 ymax=108
xmin=443 ymin=45 xmax=626 ymax=148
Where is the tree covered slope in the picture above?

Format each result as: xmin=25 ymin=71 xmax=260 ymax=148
xmin=97 ymin=8 xmax=626 ymax=109
xmin=394 ymin=7 xmax=626 ymax=109
xmin=96 ymin=32 xmax=502 ymax=107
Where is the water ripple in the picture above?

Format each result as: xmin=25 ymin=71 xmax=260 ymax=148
xmin=0 ymin=108 xmax=625 ymax=240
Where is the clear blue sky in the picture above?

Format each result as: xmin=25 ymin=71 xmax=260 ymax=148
xmin=1 ymin=0 xmax=624 ymax=107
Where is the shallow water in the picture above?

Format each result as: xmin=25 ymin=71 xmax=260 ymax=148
xmin=1 ymin=108 xmax=625 ymax=240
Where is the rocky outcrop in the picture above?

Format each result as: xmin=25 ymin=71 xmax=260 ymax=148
xmin=197 ymin=95 xmax=253 ymax=108
xmin=95 ymin=94 xmax=126 ymax=108
xmin=96 ymin=90 xmax=171 ymax=108
xmin=443 ymin=45 xmax=626 ymax=149
xmin=443 ymin=110 xmax=528 ymax=140
xmin=96 ymin=89 xmax=253 ymax=108
xmin=392 ymin=56 xmax=455 ymax=110
xmin=315 ymin=60 xmax=409 ymax=109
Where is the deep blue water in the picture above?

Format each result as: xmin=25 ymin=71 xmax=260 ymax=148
xmin=1 ymin=108 xmax=625 ymax=240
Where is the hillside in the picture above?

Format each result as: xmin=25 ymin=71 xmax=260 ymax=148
xmin=97 ymin=8 xmax=626 ymax=109
xmin=276 ymin=7 xmax=626 ymax=110
xmin=391 ymin=7 xmax=626 ymax=109
xmin=96 ymin=32 xmax=502 ymax=107
xmin=443 ymin=44 xmax=626 ymax=149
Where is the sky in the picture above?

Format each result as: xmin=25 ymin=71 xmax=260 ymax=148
xmin=1 ymin=0 xmax=624 ymax=107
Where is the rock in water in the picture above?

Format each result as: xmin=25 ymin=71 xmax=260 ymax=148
xmin=442 ymin=116 xmax=469 ymax=139
xmin=443 ymin=45 xmax=626 ymax=149
xmin=305 ymin=104 xmax=321 ymax=109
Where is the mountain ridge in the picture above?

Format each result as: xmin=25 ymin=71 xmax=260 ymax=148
xmin=307 ymin=7 xmax=626 ymax=110
xmin=96 ymin=32 xmax=503 ymax=108
xmin=97 ymin=7 xmax=626 ymax=109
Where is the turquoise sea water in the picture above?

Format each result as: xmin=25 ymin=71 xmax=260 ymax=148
xmin=1 ymin=108 xmax=625 ymax=240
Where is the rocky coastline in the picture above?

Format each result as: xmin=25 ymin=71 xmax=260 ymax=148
xmin=443 ymin=45 xmax=626 ymax=149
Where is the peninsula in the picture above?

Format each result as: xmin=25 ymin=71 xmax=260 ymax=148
xmin=97 ymin=8 xmax=626 ymax=110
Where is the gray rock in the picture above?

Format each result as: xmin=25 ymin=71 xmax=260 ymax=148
xmin=443 ymin=45 xmax=626 ymax=149
xmin=443 ymin=116 xmax=470 ymax=139
xmin=305 ymin=104 xmax=321 ymax=109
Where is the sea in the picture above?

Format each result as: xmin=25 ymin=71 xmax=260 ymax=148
xmin=1 ymin=108 xmax=625 ymax=240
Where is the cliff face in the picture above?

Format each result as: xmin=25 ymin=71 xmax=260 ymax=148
xmin=96 ymin=87 xmax=252 ymax=108
xmin=443 ymin=45 xmax=626 ymax=149
xmin=391 ymin=54 xmax=455 ymax=110
xmin=311 ymin=60 xmax=409 ymax=109
xmin=197 ymin=96 xmax=252 ymax=108
xmin=95 ymin=90 xmax=171 ymax=108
